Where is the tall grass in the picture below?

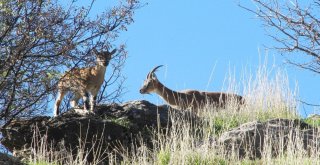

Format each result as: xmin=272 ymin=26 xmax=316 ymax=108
xmin=27 ymin=124 xmax=108 ymax=165
xmin=111 ymin=59 xmax=316 ymax=165
xmin=28 ymin=59 xmax=319 ymax=165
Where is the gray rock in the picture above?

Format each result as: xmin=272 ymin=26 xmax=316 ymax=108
xmin=0 ymin=153 xmax=25 ymax=165
xmin=0 ymin=100 xmax=171 ymax=163
xmin=307 ymin=114 xmax=320 ymax=120
xmin=4 ymin=100 xmax=314 ymax=162
xmin=218 ymin=118 xmax=318 ymax=159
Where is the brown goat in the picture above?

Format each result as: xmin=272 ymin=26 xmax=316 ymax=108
xmin=54 ymin=48 xmax=116 ymax=116
xmin=139 ymin=65 xmax=244 ymax=113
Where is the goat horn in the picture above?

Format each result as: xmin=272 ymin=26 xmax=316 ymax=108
xmin=148 ymin=65 xmax=163 ymax=78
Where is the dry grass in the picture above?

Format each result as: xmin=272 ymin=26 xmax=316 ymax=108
xmin=28 ymin=59 xmax=320 ymax=165
xmin=27 ymin=124 xmax=108 ymax=165
xmin=110 ymin=60 xmax=317 ymax=165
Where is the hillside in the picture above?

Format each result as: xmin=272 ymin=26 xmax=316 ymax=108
xmin=1 ymin=100 xmax=320 ymax=165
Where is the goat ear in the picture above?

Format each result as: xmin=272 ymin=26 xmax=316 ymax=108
xmin=151 ymin=73 xmax=158 ymax=80
xmin=146 ymin=72 xmax=153 ymax=79
xmin=147 ymin=72 xmax=156 ymax=79
xmin=109 ymin=49 xmax=117 ymax=56
xmin=93 ymin=48 xmax=99 ymax=55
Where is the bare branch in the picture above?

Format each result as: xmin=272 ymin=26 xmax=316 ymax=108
xmin=241 ymin=0 xmax=320 ymax=74
xmin=0 ymin=0 xmax=141 ymax=127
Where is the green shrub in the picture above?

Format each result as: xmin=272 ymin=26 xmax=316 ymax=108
xmin=156 ymin=149 xmax=171 ymax=165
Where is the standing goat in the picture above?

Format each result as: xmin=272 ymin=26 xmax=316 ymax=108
xmin=54 ymin=48 xmax=116 ymax=116
xmin=140 ymin=65 xmax=244 ymax=113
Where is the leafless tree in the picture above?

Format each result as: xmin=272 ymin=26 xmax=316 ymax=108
xmin=241 ymin=0 xmax=320 ymax=73
xmin=0 ymin=0 xmax=141 ymax=127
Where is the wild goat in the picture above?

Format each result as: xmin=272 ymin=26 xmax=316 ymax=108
xmin=140 ymin=65 xmax=244 ymax=113
xmin=54 ymin=48 xmax=116 ymax=116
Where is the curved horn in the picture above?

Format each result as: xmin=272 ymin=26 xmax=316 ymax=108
xmin=147 ymin=65 xmax=163 ymax=78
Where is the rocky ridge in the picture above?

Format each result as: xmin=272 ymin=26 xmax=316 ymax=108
xmin=0 ymin=100 xmax=319 ymax=163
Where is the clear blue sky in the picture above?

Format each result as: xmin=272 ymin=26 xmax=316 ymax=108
xmin=76 ymin=0 xmax=320 ymax=116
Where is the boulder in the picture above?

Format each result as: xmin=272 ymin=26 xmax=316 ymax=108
xmin=4 ymin=99 xmax=315 ymax=162
xmin=218 ymin=118 xmax=318 ymax=159
xmin=0 ymin=100 xmax=171 ymax=162
xmin=0 ymin=153 xmax=25 ymax=165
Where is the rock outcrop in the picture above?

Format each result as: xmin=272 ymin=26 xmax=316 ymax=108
xmin=0 ymin=100 xmax=171 ymax=162
xmin=0 ymin=153 xmax=25 ymax=165
xmin=2 ymin=100 xmax=319 ymax=162
xmin=218 ymin=118 xmax=318 ymax=159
